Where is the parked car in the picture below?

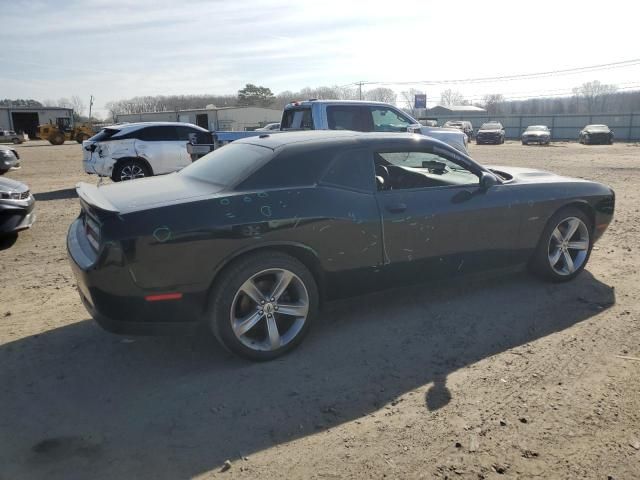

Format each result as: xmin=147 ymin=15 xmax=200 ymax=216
xmin=256 ymin=123 xmax=281 ymax=131
xmin=0 ymin=130 xmax=25 ymax=144
xmin=579 ymin=125 xmax=614 ymax=145
xmin=0 ymin=145 xmax=20 ymax=174
xmin=68 ymin=130 xmax=614 ymax=360
xmin=82 ymin=122 xmax=213 ymax=181
xmin=522 ymin=125 xmax=551 ymax=145
xmin=476 ymin=122 xmax=505 ymax=144
xmin=280 ymin=100 xmax=468 ymax=153
xmin=443 ymin=120 xmax=474 ymax=140
xmin=0 ymin=176 xmax=35 ymax=237
xmin=420 ymin=119 xmax=438 ymax=127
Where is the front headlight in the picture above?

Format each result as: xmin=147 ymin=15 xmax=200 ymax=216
xmin=1 ymin=192 xmax=22 ymax=200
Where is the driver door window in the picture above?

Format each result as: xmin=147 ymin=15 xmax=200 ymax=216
xmin=370 ymin=107 xmax=413 ymax=132
xmin=374 ymin=150 xmax=479 ymax=191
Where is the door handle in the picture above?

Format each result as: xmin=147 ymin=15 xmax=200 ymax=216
xmin=386 ymin=203 xmax=407 ymax=213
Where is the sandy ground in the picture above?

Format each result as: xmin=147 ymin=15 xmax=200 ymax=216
xmin=0 ymin=139 xmax=639 ymax=480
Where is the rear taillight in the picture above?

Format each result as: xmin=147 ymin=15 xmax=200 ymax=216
xmin=84 ymin=212 xmax=101 ymax=251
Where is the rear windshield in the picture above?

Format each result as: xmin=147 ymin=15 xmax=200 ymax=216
xmin=180 ymin=143 xmax=271 ymax=187
xmin=89 ymin=128 xmax=120 ymax=142
xmin=585 ymin=125 xmax=610 ymax=131
xmin=525 ymin=126 xmax=548 ymax=131
xmin=281 ymin=107 xmax=314 ymax=130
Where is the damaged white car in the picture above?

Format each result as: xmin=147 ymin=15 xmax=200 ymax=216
xmin=82 ymin=122 xmax=212 ymax=182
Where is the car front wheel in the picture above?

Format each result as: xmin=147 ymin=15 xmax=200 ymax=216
xmin=529 ymin=207 xmax=593 ymax=282
xmin=208 ymin=251 xmax=319 ymax=360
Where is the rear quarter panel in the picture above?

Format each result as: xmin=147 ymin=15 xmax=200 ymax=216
xmin=115 ymin=186 xmax=383 ymax=297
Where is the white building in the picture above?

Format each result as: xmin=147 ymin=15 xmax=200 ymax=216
xmin=0 ymin=106 xmax=74 ymax=139
xmin=116 ymin=106 xmax=282 ymax=131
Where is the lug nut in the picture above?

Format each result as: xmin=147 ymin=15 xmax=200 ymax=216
xmin=260 ymin=300 xmax=265 ymax=305
xmin=274 ymin=305 xmax=279 ymax=311
xmin=270 ymin=297 xmax=275 ymax=302
xmin=267 ymin=313 xmax=272 ymax=318
xmin=259 ymin=310 xmax=264 ymax=315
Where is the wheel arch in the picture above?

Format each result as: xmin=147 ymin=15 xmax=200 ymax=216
xmin=554 ymin=201 xmax=595 ymax=231
xmin=204 ymin=242 xmax=327 ymax=312
xmin=112 ymin=156 xmax=154 ymax=176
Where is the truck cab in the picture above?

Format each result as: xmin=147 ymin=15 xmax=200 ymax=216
xmin=280 ymin=100 xmax=468 ymax=153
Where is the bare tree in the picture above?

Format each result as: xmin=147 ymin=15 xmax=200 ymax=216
xmin=572 ymin=80 xmax=618 ymax=113
xmin=70 ymin=96 xmax=85 ymax=116
xmin=399 ymin=88 xmax=422 ymax=116
xmin=439 ymin=89 xmax=465 ymax=106
xmin=364 ymin=87 xmax=397 ymax=104
xmin=482 ymin=94 xmax=505 ymax=114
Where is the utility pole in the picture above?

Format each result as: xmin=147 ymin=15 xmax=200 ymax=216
xmin=88 ymin=95 xmax=94 ymax=124
xmin=357 ymin=81 xmax=364 ymax=100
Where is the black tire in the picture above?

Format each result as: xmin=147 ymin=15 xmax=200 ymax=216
xmin=76 ymin=133 xmax=89 ymax=144
xmin=208 ymin=251 xmax=319 ymax=361
xmin=529 ymin=207 xmax=593 ymax=282
xmin=11 ymin=138 xmax=20 ymax=144
xmin=111 ymin=159 xmax=150 ymax=182
xmin=49 ymin=132 xmax=65 ymax=145
xmin=522 ymin=140 xmax=527 ymax=145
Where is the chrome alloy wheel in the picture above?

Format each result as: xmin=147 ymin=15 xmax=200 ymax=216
xmin=547 ymin=216 xmax=590 ymax=276
xmin=230 ymin=268 xmax=309 ymax=352
xmin=120 ymin=164 xmax=145 ymax=181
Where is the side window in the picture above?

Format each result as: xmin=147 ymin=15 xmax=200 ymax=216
xmin=321 ymin=149 xmax=374 ymax=192
xmin=281 ymin=108 xmax=314 ymax=130
xmin=176 ymin=126 xmax=211 ymax=143
xmin=370 ymin=107 xmax=413 ymax=132
xmin=136 ymin=126 xmax=178 ymax=141
xmin=326 ymin=106 xmax=370 ymax=131
xmin=237 ymin=147 xmax=331 ymax=190
xmin=374 ymin=149 xmax=479 ymax=191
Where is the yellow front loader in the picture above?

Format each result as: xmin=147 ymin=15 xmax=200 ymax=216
xmin=37 ymin=118 xmax=94 ymax=145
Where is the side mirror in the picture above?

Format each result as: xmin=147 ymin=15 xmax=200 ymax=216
xmin=480 ymin=172 xmax=498 ymax=190
xmin=407 ymin=124 xmax=422 ymax=134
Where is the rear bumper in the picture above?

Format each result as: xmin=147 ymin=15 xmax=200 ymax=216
xmin=67 ymin=218 xmax=203 ymax=335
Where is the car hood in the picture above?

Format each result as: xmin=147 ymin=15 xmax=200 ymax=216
xmin=0 ymin=176 xmax=29 ymax=193
xmin=417 ymin=127 xmax=468 ymax=153
xmin=583 ymin=129 xmax=611 ymax=134
xmin=478 ymin=129 xmax=502 ymax=134
xmin=78 ymin=174 xmax=225 ymax=214
xmin=486 ymin=165 xmax=585 ymax=184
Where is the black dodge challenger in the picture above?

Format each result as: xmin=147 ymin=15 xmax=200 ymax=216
xmin=68 ymin=131 xmax=615 ymax=360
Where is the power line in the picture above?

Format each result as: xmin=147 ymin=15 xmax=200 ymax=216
xmin=343 ymin=58 xmax=640 ymax=87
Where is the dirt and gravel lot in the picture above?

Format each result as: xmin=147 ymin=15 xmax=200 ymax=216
xmin=0 ymin=139 xmax=639 ymax=480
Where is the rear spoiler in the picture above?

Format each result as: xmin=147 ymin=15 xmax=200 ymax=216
xmin=76 ymin=182 xmax=119 ymax=213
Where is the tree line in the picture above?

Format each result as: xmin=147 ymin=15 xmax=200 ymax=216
xmin=4 ymin=80 xmax=640 ymax=122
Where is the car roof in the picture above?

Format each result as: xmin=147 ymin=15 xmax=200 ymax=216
xmin=526 ymin=125 xmax=548 ymax=128
xmin=284 ymin=99 xmax=398 ymax=108
xmin=104 ymin=122 xmax=209 ymax=133
xmin=235 ymin=130 xmax=460 ymax=152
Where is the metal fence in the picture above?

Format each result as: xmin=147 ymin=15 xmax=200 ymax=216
xmin=432 ymin=113 xmax=640 ymax=141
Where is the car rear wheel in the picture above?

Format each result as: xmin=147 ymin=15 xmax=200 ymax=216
xmin=529 ymin=207 xmax=592 ymax=282
xmin=208 ymin=251 xmax=318 ymax=361
xmin=76 ymin=133 xmax=89 ymax=143
xmin=112 ymin=159 xmax=150 ymax=182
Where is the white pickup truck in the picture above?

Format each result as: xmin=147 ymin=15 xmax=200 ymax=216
xmin=278 ymin=99 xmax=468 ymax=153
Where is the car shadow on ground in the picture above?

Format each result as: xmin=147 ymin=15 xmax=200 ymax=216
xmin=0 ymin=270 xmax=614 ymax=479
xmin=33 ymin=188 xmax=77 ymax=201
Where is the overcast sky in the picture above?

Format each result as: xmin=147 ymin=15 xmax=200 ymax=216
xmin=2 ymin=0 xmax=639 ymax=118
